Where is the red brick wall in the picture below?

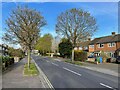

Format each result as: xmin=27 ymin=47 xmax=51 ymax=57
xmin=95 ymin=43 xmax=116 ymax=52
xmin=89 ymin=45 xmax=95 ymax=52
xmin=116 ymin=42 xmax=120 ymax=49
xmin=89 ymin=42 xmax=120 ymax=52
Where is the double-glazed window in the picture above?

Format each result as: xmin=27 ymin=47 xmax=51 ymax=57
xmin=109 ymin=52 xmax=114 ymax=57
xmin=98 ymin=44 xmax=104 ymax=48
xmin=89 ymin=45 xmax=94 ymax=48
xmin=108 ymin=42 xmax=115 ymax=47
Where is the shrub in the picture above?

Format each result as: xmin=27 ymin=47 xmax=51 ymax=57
xmin=100 ymin=51 xmax=109 ymax=63
xmin=59 ymin=38 xmax=72 ymax=58
xmin=74 ymin=50 xmax=87 ymax=62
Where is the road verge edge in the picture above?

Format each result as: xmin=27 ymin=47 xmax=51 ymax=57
xmin=32 ymin=57 xmax=54 ymax=89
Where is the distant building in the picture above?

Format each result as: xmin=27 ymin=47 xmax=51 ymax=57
xmin=74 ymin=38 xmax=91 ymax=52
xmin=0 ymin=44 xmax=9 ymax=56
xmin=89 ymin=32 xmax=120 ymax=58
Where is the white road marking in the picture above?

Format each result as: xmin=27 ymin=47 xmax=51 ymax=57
xmin=52 ymin=63 xmax=59 ymax=66
xmin=100 ymin=83 xmax=116 ymax=90
xmin=63 ymin=67 xmax=81 ymax=76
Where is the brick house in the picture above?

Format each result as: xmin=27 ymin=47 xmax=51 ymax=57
xmin=89 ymin=32 xmax=120 ymax=58
xmin=74 ymin=39 xmax=91 ymax=52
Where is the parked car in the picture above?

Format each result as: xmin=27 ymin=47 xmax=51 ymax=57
xmin=116 ymin=56 xmax=120 ymax=63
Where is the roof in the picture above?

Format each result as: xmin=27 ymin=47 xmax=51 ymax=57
xmin=77 ymin=41 xmax=91 ymax=47
xmin=89 ymin=38 xmax=101 ymax=45
xmin=90 ymin=34 xmax=120 ymax=45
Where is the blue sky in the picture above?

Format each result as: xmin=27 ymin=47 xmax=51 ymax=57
xmin=0 ymin=2 xmax=118 ymax=47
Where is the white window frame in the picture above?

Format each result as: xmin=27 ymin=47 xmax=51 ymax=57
xmin=108 ymin=42 xmax=116 ymax=47
xmin=79 ymin=47 xmax=82 ymax=50
xmin=98 ymin=44 xmax=104 ymax=48
xmin=84 ymin=46 xmax=88 ymax=50
xmin=89 ymin=45 xmax=94 ymax=48
xmin=109 ymin=52 xmax=114 ymax=58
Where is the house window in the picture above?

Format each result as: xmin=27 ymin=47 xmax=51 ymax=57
xmin=109 ymin=52 xmax=114 ymax=58
xmin=84 ymin=47 xmax=88 ymax=50
xmin=98 ymin=44 xmax=104 ymax=48
xmin=74 ymin=47 xmax=77 ymax=50
xmin=108 ymin=43 xmax=115 ymax=47
xmin=79 ymin=47 xmax=82 ymax=50
xmin=89 ymin=45 xmax=94 ymax=48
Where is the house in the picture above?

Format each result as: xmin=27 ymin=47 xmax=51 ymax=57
xmin=89 ymin=32 xmax=120 ymax=58
xmin=74 ymin=38 xmax=91 ymax=52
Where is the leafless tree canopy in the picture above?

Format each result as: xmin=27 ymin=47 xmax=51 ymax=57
xmin=56 ymin=8 xmax=97 ymax=48
xmin=3 ymin=6 xmax=46 ymax=50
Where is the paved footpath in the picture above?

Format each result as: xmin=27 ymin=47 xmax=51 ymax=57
xmin=2 ymin=58 xmax=44 ymax=88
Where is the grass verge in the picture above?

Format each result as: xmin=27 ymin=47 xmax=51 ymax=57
xmin=65 ymin=60 xmax=83 ymax=65
xmin=23 ymin=63 xmax=39 ymax=76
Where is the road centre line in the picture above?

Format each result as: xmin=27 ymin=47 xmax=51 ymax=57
xmin=100 ymin=83 xmax=116 ymax=90
xmin=51 ymin=62 xmax=59 ymax=66
xmin=63 ymin=67 xmax=82 ymax=76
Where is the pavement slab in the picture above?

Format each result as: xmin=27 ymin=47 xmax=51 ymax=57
xmin=2 ymin=58 xmax=44 ymax=88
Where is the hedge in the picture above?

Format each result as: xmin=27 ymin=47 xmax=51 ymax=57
xmin=74 ymin=50 xmax=87 ymax=62
xmin=0 ymin=56 xmax=14 ymax=71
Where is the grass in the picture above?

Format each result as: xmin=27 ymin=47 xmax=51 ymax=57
xmin=65 ymin=60 xmax=83 ymax=65
xmin=23 ymin=63 xmax=39 ymax=76
xmin=85 ymin=60 xmax=97 ymax=64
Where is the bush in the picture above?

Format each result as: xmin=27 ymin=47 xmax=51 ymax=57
xmin=74 ymin=50 xmax=87 ymax=62
xmin=59 ymin=38 xmax=72 ymax=58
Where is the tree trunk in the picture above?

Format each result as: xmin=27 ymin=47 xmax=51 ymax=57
xmin=72 ymin=49 xmax=74 ymax=62
xmin=27 ymin=49 xmax=31 ymax=69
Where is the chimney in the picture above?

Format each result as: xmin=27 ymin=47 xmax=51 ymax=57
xmin=112 ymin=32 xmax=115 ymax=36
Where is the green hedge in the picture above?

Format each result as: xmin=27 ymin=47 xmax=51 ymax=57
xmin=74 ymin=50 xmax=87 ymax=62
xmin=0 ymin=56 xmax=14 ymax=71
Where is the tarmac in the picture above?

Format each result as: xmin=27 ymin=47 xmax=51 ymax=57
xmin=52 ymin=57 xmax=119 ymax=77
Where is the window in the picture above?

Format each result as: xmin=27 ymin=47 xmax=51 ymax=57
xmin=109 ymin=52 xmax=114 ymax=58
xmin=79 ymin=47 xmax=82 ymax=50
xmin=98 ymin=44 xmax=104 ymax=48
xmin=74 ymin=47 xmax=77 ymax=50
xmin=108 ymin=43 xmax=115 ymax=47
xmin=89 ymin=45 xmax=94 ymax=48
xmin=84 ymin=47 xmax=88 ymax=50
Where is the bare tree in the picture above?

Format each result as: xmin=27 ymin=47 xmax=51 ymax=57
xmin=56 ymin=8 xmax=97 ymax=62
xmin=2 ymin=6 xmax=46 ymax=68
xmin=51 ymin=36 xmax=61 ymax=54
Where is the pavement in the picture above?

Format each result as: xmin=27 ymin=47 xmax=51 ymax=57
xmin=32 ymin=55 xmax=119 ymax=89
xmin=2 ymin=57 xmax=46 ymax=88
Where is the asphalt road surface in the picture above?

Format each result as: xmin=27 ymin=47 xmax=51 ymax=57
xmin=32 ymin=55 xmax=119 ymax=89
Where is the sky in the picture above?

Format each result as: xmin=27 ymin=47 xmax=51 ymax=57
xmin=0 ymin=1 xmax=118 ymax=48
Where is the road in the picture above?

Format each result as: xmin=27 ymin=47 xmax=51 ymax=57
xmin=32 ymin=55 xmax=119 ymax=89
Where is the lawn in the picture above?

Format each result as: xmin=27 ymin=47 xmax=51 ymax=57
xmin=23 ymin=63 xmax=39 ymax=76
xmin=65 ymin=60 xmax=83 ymax=65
